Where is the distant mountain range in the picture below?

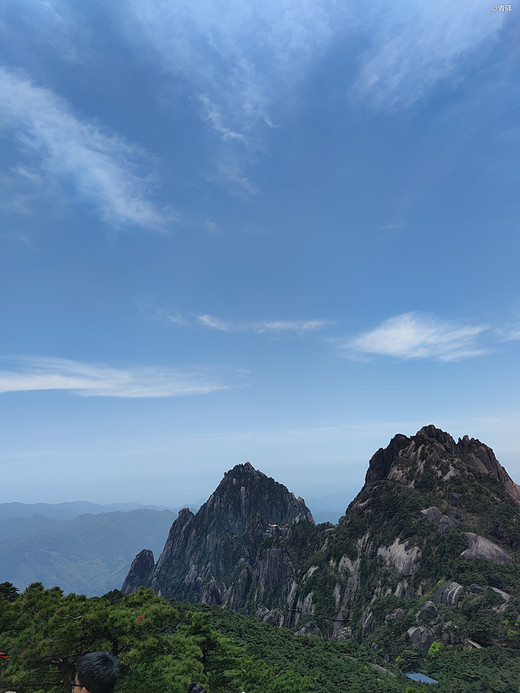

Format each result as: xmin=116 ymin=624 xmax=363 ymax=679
xmin=0 ymin=502 xmax=177 ymax=596
xmin=123 ymin=425 xmax=520 ymax=656
xmin=0 ymin=500 xmax=174 ymax=522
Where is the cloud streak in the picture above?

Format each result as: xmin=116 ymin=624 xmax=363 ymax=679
xmin=121 ymin=0 xmax=343 ymax=122
xmin=116 ymin=0 xmax=349 ymax=190
xmin=0 ymin=67 xmax=170 ymax=229
xmin=342 ymin=312 xmax=488 ymax=361
xmin=198 ymin=314 xmax=330 ymax=334
xmin=351 ymin=0 xmax=506 ymax=112
xmin=0 ymin=357 xmax=242 ymax=398
xmin=118 ymin=0 xmax=507 ymax=124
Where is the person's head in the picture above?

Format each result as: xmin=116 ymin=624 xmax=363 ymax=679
xmin=187 ymin=684 xmax=206 ymax=693
xmin=73 ymin=651 xmax=119 ymax=693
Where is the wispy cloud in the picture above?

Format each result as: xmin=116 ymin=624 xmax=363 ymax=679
xmin=341 ymin=312 xmax=488 ymax=361
xmin=0 ymin=67 xmax=171 ymax=229
xmin=0 ymin=357 xmax=243 ymax=398
xmin=122 ymin=0 xmax=343 ymax=118
xmin=139 ymin=301 xmax=188 ymax=327
xmin=351 ymin=0 xmax=506 ymax=112
xmin=199 ymin=94 xmax=245 ymax=143
xmin=116 ymin=0 xmax=348 ymax=189
xmin=198 ymin=314 xmax=330 ymax=334
xmin=497 ymin=324 xmax=520 ymax=342
xmin=119 ymin=0 xmax=508 ymax=125
xmin=0 ymin=229 xmax=39 ymax=252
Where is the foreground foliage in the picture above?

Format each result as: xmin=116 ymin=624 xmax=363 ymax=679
xmin=1 ymin=583 xmax=519 ymax=692
xmin=0 ymin=584 xmax=312 ymax=693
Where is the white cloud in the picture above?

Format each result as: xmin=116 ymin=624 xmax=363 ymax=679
xmin=117 ymin=0 xmax=508 ymax=125
xmin=0 ymin=357 xmax=242 ymax=397
xmin=122 ymin=0 xmax=344 ymax=119
xmin=0 ymin=67 xmax=171 ymax=229
xmin=342 ymin=312 xmax=488 ymax=361
xmin=497 ymin=324 xmax=520 ymax=342
xmin=198 ymin=314 xmax=329 ymax=334
xmin=351 ymin=0 xmax=506 ymax=112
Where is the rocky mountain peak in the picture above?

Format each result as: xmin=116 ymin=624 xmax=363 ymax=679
xmin=121 ymin=549 xmax=155 ymax=594
xmin=224 ymin=461 xmax=256 ymax=477
xmin=123 ymin=462 xmax=314 ymax=607
xmin=199 ymin=462 xmax=314 ymax=537
xmin=417 ymin=424 xmax=457 ymax=451
xmin=364 ymin=425 xmax=520 ymax=504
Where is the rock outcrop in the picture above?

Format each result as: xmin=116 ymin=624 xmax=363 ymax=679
xmin=461 ymin=532 xmax=511 ymax=563
xmin=121 ymin=549 xmax=155 ymax=594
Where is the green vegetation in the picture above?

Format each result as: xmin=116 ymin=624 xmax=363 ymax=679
xmin=0 ymin=584 xmax=313 ymax=693
xmin=197 ymin=603 xmax=520 ymax=693
xmin=1 ymin=583 xmax=520 ymax=692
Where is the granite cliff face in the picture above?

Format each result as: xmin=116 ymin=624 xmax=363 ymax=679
xmin=123 ymin=427 xmax=520 ymax=655
xmin=121 ymin=548 xmax=155 ymax=594
xmin=320 ymin=425 xmax=520 ymax=649
xmin=123 ymin=462 xmax=314 ymax=618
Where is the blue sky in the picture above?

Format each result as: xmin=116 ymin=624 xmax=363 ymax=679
xmin=1 ymin=0 xmax=519 ymax=511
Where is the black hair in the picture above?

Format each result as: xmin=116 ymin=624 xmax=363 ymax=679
xmin=76 ymin=651 xmax=119 ymax=693
xmin=187 ymin=684 xmax=206 ymax=693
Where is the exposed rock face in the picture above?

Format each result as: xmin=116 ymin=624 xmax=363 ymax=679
xmin=364 ymin=434 xmax=410 ymax=484
xmin=318 ymin=425 xmax=520 ymax=649
xmin=121 ymin=549 xmax=155 ymax=594
xmin=417 ymin=601 xmax=440 ymax=624
xmin=123 ymin=462 xmax=314 ymax=623
xmin=457 ymin=435 xmax=520 ymax=503
xmin=377 ymin=538 xmax=421 ymax=576
xmin=122 ymin=426 xmax=520 ymax=655
xmin=361 ymin=609 xmax=375 ymax=636
xmin=407 ymin=626 xmax=435 ymax=655
xmin=421 ymin=506 xmax=460 ymax=534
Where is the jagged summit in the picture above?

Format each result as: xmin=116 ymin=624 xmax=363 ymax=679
xmin=364 ymin=424 xmax=520 ymax=504
xmin=199 ymin=461 xmax=313 ymax=538
xmin=121 ymin=548 xmax=155 ymax=595
xmin=224 ymin=460 xmax=256 ymax=476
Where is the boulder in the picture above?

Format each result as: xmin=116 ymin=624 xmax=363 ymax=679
xmin=461 ymin=533 xmax=510 ymax=563
xmin=417 ymin=601 xmax=440 ymax=624
xmin=434 ymin=581 xmax=463 ymax=607
xmin=407 ymin=626 xmax=435 ymax=654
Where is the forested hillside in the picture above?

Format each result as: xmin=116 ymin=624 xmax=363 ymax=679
xmin=1 ymin=584 xmax=519 ymax=692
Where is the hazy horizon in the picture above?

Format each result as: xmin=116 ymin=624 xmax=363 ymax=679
xmin=3 ymin=421 xmax=519 ymax=509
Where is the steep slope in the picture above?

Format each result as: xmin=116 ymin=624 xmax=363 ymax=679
xmin=123 ymin=427 xmax=520 ymax=657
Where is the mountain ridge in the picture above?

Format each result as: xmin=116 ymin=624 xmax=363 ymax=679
xmin=123 ymin=425 xmax=520 ymax=656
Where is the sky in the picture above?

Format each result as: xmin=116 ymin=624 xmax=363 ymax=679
xmin=1 ymin=0 xmax=519 ymax=512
